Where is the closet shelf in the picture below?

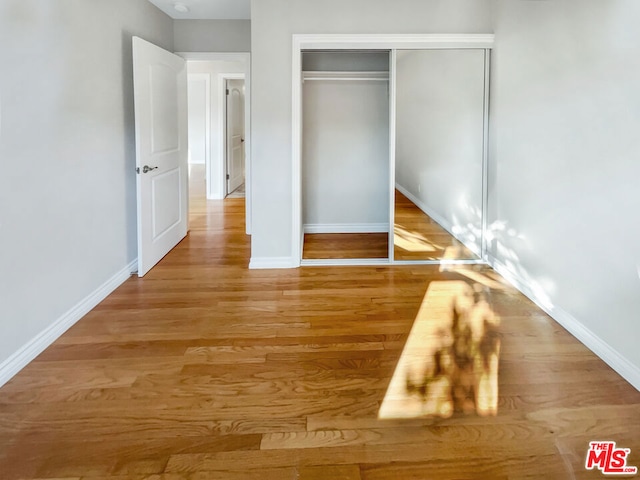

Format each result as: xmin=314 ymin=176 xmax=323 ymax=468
xmin=302 ymin=71 xmax=389 ymax=82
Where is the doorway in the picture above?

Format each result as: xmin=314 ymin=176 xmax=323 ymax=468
xmin=292 ymin=35 xmax=494 ymax=267
xmin=224 ymin=78 xmax=246 ymax=198
xmin=300 ymin=50 xmax=391 ymax=262
xmin=186 ymin=72 xmax=210 ymax=212
xmin=181 ymin=52 xmax=252 ymax=234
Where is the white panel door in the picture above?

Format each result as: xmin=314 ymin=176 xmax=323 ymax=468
xmin=226 ymin=79 xmax=245 ymax=194
xmin=132 ymin=37 xmax=188 ymax=277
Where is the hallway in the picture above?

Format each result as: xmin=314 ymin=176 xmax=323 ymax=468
xmin=0 ymin=181 xmax=638 ymax=479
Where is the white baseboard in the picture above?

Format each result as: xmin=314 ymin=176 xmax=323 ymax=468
xmin=249 ymin=256 xmax=299 ymax=269
xmin=0 ymin=259 xmax=137 ymax=388
xmin=487 ymin=253 xmax=640 ymax=392
xmin=395 ymin=183 xmax=481 ymax=258
xmin=303 ymin=223 xmax=389 ymax=234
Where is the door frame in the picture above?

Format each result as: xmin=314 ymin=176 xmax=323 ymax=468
xmin=177 ymin=52 xmax=252 ymax=235
xmin=221 ymin=74 xmax=246 ymax=197
xmin=291 ymin=34 xmax=494 ymax=267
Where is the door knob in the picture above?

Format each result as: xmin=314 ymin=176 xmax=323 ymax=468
xmin=142 ymin=165 xmax=158 ymax=173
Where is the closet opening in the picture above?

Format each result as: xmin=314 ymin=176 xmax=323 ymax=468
xmin=301 ymin=50 xmax=391 ymax=262
xmin=292 ymin=34 xmax=494 ymax=268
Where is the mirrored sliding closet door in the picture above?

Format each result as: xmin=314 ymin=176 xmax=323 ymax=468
xmin=394 ymin=49 xmax=487 ymax=262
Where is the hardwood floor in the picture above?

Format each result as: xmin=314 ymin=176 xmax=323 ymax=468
xmin=303 ymin=233 xmax=388 ymax=259
xmin=301 ymin=191 xmax=479 ymax=261
xmin=0 ymin=170 xmax=638 ymax=479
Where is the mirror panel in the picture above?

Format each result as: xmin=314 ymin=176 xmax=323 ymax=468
xmin=394 ymin=49 xmax=486 ymax=262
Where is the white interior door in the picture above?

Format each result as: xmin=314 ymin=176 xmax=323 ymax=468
xmin=226 ymin=79 xmax=245 ymax=194
xmin=132 ymin=37 xmax=188 ymax=277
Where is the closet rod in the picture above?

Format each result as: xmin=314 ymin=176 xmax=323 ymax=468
xmin=302 ymin=71 xmax=389 ymax=82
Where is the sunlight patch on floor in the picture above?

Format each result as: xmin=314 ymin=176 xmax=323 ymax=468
xmin=393 ymin=224 xmax=441 ymax=253
xmin=379 ymin=280 xmax=501 ymax=419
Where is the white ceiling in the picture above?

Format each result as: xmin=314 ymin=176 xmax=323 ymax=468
xmin=147 ymin=0 xmax=250 ymax=20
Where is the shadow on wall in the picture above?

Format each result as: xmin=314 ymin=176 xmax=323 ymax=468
xmin=430 ymin=187 xmax=555 ymax=309
xmin=450 ymin=194 xmax=483 ymax=255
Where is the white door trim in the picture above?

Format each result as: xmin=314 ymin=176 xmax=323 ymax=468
xmin=294 ymin=33 xmax=495 ymax=51
xmin=292 ymin=34 xmax=495 ymax=267
xmin=388 ymin=49 xmax=397 ymax=262
xmin=481 ymin=49 xmax=492 ymax=259
xmin=177 ymin=52 xmax=252 ymax=235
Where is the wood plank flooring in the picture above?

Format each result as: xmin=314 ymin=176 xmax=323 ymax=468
xmin=0 ymin=170 xmax=638 ymax=479
xmin=303 ymin=233 xmax=388 ymax=259
xmin=301 ymin=190 xmax=479 ymax=261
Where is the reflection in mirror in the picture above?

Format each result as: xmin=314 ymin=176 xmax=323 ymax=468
xmin=394 ymin=49 xmax=486 ymax=262
xmin=394 ymin=190 xmax=478 ymax=261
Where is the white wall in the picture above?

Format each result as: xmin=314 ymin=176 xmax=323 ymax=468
xmin=490 ymin=0 xmax=640 ymax=387
xmin=0 ymin=1 xmax=173 ymax=374
xmin=187 ymin=75 xmax=208 ymax=164
xmin=174 ymin=20 xmax=251 ymax=52
xmin=303 ymin=51 xmax=390 ymax=72
xmin=395 ymin=49 xmax=486 ymax=254
xmin=302 ymin=79 xmax=389 ymax=230
xmin=250 ymin=0 xmax=493 ymax=263
xmin=186 ymin=59 xmax=246 ymax=199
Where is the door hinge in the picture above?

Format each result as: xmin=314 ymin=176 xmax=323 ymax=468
xmin=136 ymin=167 xmax=140 ymax=174
xmin=226 ymin=89 xmax=230 ymax=95
xmin=226 ymin=174 xmax=230 ymax=180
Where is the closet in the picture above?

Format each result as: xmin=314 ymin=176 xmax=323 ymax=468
xmin=294 ymin=36 xmax=492 ymax=266
xmin=301 ymin=50 xmax=391 ymax=261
